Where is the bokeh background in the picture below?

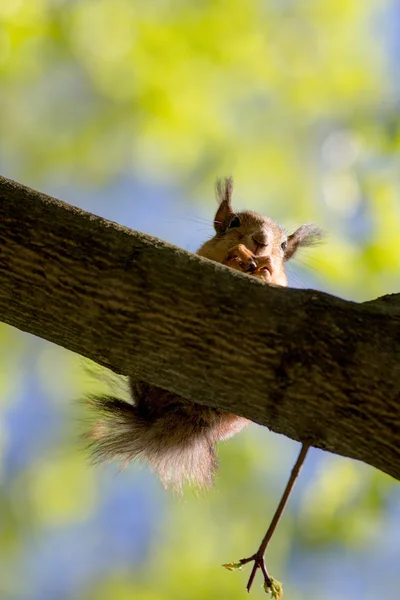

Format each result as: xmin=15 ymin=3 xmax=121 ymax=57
xmin=1 ymin=1 xmax=400 ymax=599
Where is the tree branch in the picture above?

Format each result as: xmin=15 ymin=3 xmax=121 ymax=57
xmin=1 ymin=175 xmax=400 ymax=481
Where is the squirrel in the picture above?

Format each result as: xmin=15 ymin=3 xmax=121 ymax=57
xmin=87 ymin=177 xmax=322 ymax=491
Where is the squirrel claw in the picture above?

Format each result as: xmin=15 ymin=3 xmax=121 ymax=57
xmin=245 ymin=260 xmax=257 ymax=273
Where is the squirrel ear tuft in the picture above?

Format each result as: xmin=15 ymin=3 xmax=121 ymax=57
xmin=214 ymin=176 xmax=234 ymax=233
xmin=285 ymin=223 xmax=324 ymax=261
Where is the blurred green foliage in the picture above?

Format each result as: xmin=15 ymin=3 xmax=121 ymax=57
xmin=1 ymin=1 xmax=400 ymax=599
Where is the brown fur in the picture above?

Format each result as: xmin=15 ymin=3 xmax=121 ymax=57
xmin=87 ymin=177 xmax=322 ymax=490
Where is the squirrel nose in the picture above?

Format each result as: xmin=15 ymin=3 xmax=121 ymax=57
xmin=252 ymin=233 xmax=268 ymax=248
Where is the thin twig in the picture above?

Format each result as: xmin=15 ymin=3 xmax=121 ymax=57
xmin=242 ymin=442 xmax=310 ymax=593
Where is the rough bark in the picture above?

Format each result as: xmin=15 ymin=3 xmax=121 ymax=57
xmin=0 ymin=175 xmax=400 ymax=481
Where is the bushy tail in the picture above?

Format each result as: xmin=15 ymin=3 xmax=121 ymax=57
xmin=86 ymin=387 xmax=247 ymax=492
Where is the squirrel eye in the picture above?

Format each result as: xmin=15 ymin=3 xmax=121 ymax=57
xmin=281 ymin=240 xmax=287 ymax=252
xmin=228 ymin=215 xmax=241 ymax=229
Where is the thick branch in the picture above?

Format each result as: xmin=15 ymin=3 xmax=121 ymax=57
xmin=1 ymin=175 xmax=400 ymax=481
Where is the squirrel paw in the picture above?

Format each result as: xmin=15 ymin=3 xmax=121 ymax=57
xmin=224 ymin=243 xmax=258 ymax=273
xmin=252 ymin=255 xmax=272 ymax=281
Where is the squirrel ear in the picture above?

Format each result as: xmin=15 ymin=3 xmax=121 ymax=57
xmin=285 ymin=223 xmax=324 ymax=261
xmin=214 ymin=176 xmax=234 ymax=233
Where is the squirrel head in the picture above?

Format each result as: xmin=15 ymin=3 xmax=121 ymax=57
xmin=197 ymin=177 xmax=323 ymax=286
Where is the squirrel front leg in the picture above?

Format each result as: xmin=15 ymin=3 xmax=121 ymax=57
xmin=223 ymin=244 xmax=271 ymax=281
xmin=223 ymin=243 xmax=258 ymax=273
